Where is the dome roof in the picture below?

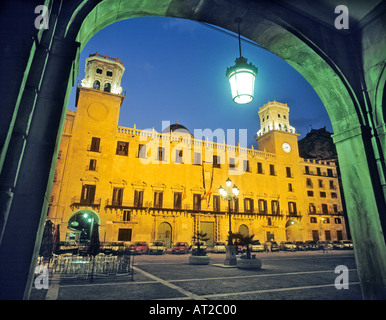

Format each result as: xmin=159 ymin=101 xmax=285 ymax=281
xmin=162 ymin=122 xmax=193 ymax=137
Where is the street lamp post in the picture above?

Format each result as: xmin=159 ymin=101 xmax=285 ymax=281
xmin=219 ymin=178 xmax=239 ymax=265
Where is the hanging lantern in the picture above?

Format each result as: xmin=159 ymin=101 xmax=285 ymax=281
xmin=226 ymin=18 xmax=258 ymax=104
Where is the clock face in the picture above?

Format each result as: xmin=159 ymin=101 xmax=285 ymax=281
xmin=282 ymin=143 xmax=291 ymax=153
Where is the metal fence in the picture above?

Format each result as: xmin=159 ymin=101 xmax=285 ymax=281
xmin=36 ymin=254 xmax=134 ymax=280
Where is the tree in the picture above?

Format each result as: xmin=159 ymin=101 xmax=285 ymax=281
xmin=192 ymin=231 xmax=210 ymax=256
xmin=233 ymin=233 xmax=255 ymax=259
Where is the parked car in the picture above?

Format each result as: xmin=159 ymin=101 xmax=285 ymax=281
xmin=264 ymin=241 xmax=279 ymax=252
xmin=128 ymin=241 xmax=149 ymax=254
xmin=317 ymin=241 xmax=333 ymax=250
xmin=213 ymin=242 xmax=227 ymax=253
xmin=250 ymin=240 xmax=264 ymax=252
xmin=295 ymin=241 xmax=308 ymax=251
xmin=341 ymin=240 xmax=354 ymax=249
xmin=332 ymin=241 xmax=345 ymax=250
xmin=57 ymin=241 xmax=79 ymax=255
xmin=279 ymin=241 xmax=297 ymax=251
xmin=305 ymin=240 xmax=318 ymax=250
xmin=101 ymin=242 xmax=126 ymax=255
xmin=148 ymin=241 xmax=167 ymax=255
xmin=191 ymin=241 xmax=207 ymax=255
xmin=172 ymin=242 xmax=190 ymax=254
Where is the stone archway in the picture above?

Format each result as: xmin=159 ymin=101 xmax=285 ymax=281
xmin=285 ymin=219 xmax=303 ymax=242
xmin=67 ymin=209 xmax=100 ymax=242
xmin=157 ymin=222 xmax=172 ymax=248
xmin=1 ymin=0 xmax=385 ymax=299
xmin=238 ymin=224 xmax=249 ymax=236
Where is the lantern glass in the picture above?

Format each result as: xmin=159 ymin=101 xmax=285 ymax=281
xmin=226 ymin=57 xmax=258 ymax=105
xmin=226 ymin=178 xmax=232 ymax=187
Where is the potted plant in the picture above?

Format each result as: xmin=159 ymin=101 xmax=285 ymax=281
xmin=234 ymin=233 xmax=262 ymax=270
xmin=189 ymin=231 xmax=210 ymax=265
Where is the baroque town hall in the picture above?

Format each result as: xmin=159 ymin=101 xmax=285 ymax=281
xmin=47 ymin=53 xmax=348 ymax=247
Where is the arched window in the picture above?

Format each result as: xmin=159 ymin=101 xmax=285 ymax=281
xmin=93 ymin=80 xmax=100 ymax=89
xmin=104 ymin=82 xmax=111 ymax=92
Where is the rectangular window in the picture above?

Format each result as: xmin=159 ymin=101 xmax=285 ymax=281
xmin=269 ymin=164 xmax=276 ymax=176
xmin=118 ymin=228 xmax=132 ymax=241
xmin=89 ymin=159 xmax=97 ymax=171
xmin=337 ymin=230 xmax=343 ymax=241
xmin=333 ymin=204 xmax=338 ymax=213
xmin=174 ymin=192 xmax=182 ymax=209
xmin=317 ymin=167 xmax=322 ymax=176
xmin=257 ymin=162 xmax=263 ymax=174
xmin=153 ymin=191 xmax=163 ymax=208
xmin=306 ymin=178 xmax=313 ymax=188
xmin=138 ymin=144 xmax=146 ymax=158
xmin=325 ymin=230 xmax=331 ymax=240
xmin=327 ymin=168 xmax=334 ymax=177
xmin=307 ymin=190 xmax=314 ymax=197
xmin=157 ymin=147 xmax=165 ymax=161
xmin=230 ymin=198 xmax=239 ymax=213
xmin=258 ymin=199 xmax=267 ymax=214
xmin=243 ymin=160 xmax=251 ymax=172
xmin=194 ymin=152 xmax=202 ymax=165
xmin=286 ymin=167 xmax=292 ymax=178
xmin=244 ymin=198 xmax=254 ymax=213
xmin=122 ymin=210 xmax=131 ymax=222
xmin=288 ymin=183 xmax=293 ymax=192
xmin=112 ymin=187 xmax=123 ymax=206
xmin=318 ymin=179 xmax=324 ymax=188
xmin=229 ymin=158 xmax=236 ymax=170
xmin=81 ymin=184 xmax=96 ymax=205
xmin=116 ymin=141 xmax=129 ymax=156
xmin=331 ymin=192 xmax=337 ymax=198
xmin=213 ymin=155 xmax=221 ymax=168
xmin=329 ymin=180 xmax=335 ymax=189
xmin=320 ymin=191 xmax=327 ymax=198
xmin=90 ymin=137 xmax=100 ymax=152
xmin=322 ymin=203 xmax=328 ymax=214
xmin=271 ymin=200 xmax=279 ymax=214
xmin=193 ymin=194 xmax=201 ymax=211
xmin=288 ymin=202 xmax=297 ymax=215
xmin=312 ymin=230 xmax=319 ymax=241
xmin=175 ymin=149 xmax=183 ymax=164
xmin=213 ymin=195 xmax=220 ymax=212
xmin=305 ymin=166 xmax=310 ymax=174
xmin=134 ymin=190 xmax=144 ymax=208
xmin=310 ymin=217 xmax=317 ymax=223
xmin=309 ymin=203 xmax=316 ymax=213
xmin=335 ymin=218 xmax=342 ymax=224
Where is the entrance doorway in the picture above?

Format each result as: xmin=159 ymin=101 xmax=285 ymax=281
xmin=200 ymin=222 xmax=214 ymax=247
xmin=158 ymin=222 xmax=172 ymax=248
xmin=285 ymin=219 xmax=303 ymax=242
xmin=67 ymin=209 xmax=100 ymax=243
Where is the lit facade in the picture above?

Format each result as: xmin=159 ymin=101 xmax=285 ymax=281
xmin=48 ymin=54 xmax=348 ymax=247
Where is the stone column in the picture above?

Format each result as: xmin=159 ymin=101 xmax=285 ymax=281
xmin=0 ymin=36 xmax=79 ymax=299
xmin=333 ymin=125 xmax=386 ymax=299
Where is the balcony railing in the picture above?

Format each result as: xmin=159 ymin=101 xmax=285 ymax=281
xmin=70 ymin=196 xmax=101 ymax=208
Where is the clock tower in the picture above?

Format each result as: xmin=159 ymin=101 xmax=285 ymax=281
xmin=255 ymin=101 xmax=299 ymax=160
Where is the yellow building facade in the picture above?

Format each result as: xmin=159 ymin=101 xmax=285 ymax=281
xmin=47 ymin=53 xmax=348 ymax=247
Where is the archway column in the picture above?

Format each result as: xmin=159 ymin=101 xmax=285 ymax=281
xmin=333 ymin=125 xmax=386 ymax=299
xmin=0 ymin=36 xmax=78 ymax=299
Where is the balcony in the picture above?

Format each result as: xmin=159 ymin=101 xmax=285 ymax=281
xmin=70 ymin=196 xmax=101 ymax=209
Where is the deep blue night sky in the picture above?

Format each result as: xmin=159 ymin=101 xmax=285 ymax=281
xmin=68 ymin=16 xmax=333 ymax=148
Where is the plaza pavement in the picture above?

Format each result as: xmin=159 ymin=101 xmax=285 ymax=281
xmin=29 ymin=250 xmax=362 ymax=301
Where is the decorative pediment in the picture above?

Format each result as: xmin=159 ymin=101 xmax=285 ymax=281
xmin=151 ymin=183 xmax=166 ymax=191
xmin=131 ymin=180 xmax=147 ymax=189
xmin=80 ymin=175 xmax=99 ymax=183
xmin=110 ymin=179 xmax=127 ymax=185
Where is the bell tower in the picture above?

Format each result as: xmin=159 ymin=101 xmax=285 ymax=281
xmin=256 ymin=101 xmax=299 ymax=159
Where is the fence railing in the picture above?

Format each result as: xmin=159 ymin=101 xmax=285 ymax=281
xmin=36 ymin=254 xmax=134 ymax=280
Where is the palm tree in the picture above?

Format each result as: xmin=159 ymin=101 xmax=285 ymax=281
xmin=234 ymin=233 xmax=255 ymax=259
xmin=192 ymin=231 xmax=210 ymax=256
